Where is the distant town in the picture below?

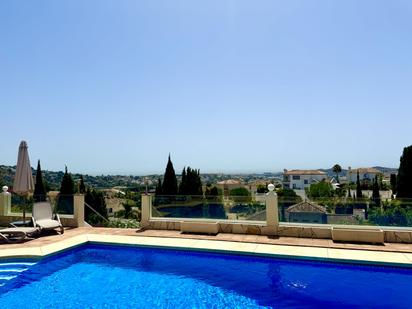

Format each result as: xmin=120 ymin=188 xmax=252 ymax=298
xmin=0 ymin=160 xmax=402 ymax=225
xmin=0 ymin=164 xmax=398 ymax=192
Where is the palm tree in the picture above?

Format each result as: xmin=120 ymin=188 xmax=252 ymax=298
xmin=332 ymin=164 xmax=342 ymax=183
xmin=120 ymin=200 xmax=140 ymax=220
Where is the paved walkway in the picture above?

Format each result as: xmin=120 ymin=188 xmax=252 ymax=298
xmin=1 ymin=227 xmax=412 ymax=253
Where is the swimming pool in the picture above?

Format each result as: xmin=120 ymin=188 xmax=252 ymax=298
xmin=0 ymin=243 xmax=412 ymax=308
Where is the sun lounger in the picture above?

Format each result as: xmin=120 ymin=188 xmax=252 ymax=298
xmin=0 ymin=227 xmax=39 ymax=243
xmin=32 ymin=202 xmax=64 ymax=234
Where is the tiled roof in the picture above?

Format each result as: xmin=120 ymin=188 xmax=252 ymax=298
xmin=284 ymin=170 xmax=326 ymax=176
xmin=286 ymin=201 xmax=327 ymax=213
xmin=217 ymin=179 xmax=242 ymax=185
xmin=349 ymin=168 xmax=380 ymax=174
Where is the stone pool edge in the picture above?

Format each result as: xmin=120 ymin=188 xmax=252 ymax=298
xmin=1 ymin=234 xmax=412 ymax=268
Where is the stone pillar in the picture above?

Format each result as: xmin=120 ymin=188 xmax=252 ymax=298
xmin=73 ymin=194 xmax=85 ymax=227
xmin=141 ymin=194 xmax=152 ymax=228
xmin=265 ymin=184 xmax=279 ymax=235
xmin=0 ymin=186 xmax=11 ymax=216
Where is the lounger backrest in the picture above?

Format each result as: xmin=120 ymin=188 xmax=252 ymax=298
xmin=33 ymin=202 xmax=53 ymax=221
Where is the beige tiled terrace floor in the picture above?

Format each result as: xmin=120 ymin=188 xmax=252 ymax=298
xmin=1 ymin=227 xmax=412 ymax=254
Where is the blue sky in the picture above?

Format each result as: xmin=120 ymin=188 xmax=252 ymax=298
xmin=1 ymin=0 xmax=411 ymax=175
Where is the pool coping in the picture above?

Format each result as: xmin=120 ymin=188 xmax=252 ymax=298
xmin=1 ymin=234 xmax=412 ymax=268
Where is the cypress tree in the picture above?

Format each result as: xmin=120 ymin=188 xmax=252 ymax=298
xmin=179 ymin=167 xmax=187 ymax=195
xmin=33 ymin=160 xmax=47 ymax=202
xmin=59 ymin=166 xmax=74 ymax=194
xmin=154 ymin=178 xmax=163 ymax=206
xmin=155 ymin=178 xmax=163 ymax=195
xmin=85 ymin=188 xmax=108 ymax=224
xmin=78 ymin=175 xmax=86 ymax=194
xmin=186 ymin=167 xmax=193 ymax=195
xmin=174 ymin=166 xmax=204 ymax=196
xmin=378 ymin=174 xmax=384 ymax=189
xmin=372 ymin=175 xmax=380 ymax=207
xmin=189 ymin=167 xmax=195 ymax=195
xmin=356 ymin=170 xmax=362 ymax=198
xmin=210 ymin=186 xmax=218 ymax=196
xmin=390 ymin=173 xmax=397 ymax=195
xmin=93 ymin=190 xmax=108 ymax=219
xmin=183 ymin=167 xmax=203 ymax=196
xmin=397 ymin=145 xmax=412 ymax=199
xmin=57 ymin=166 xmax=75 ymax=214
xmin=85 ymin=187 xmax=93 ymax=201
xmin=161 ymin=155 xmax=178 ymax=195
xmin=0 ymin=168 xmax=4 ymax=188
xmin=196 ymin=169 xmax=203 ymax=195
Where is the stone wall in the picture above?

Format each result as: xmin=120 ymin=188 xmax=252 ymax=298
xmin=144 ymin=219 xmax=412 ymax=243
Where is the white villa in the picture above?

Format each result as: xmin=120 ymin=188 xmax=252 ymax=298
xmin=282 ymin=169 xmax=327 ymax=190
xmin=347 ymin=167 xmax=381 ymax=183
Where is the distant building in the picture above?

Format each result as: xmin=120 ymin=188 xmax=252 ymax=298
xmin=347 ymin=167 xmax=381 ymax=183
xmin=216 ymin=179 xmax=257 ymax=197
xmin=336 ymin=176 xmax=348 ymax=184
xmin=286 ymin=201 xmax=327 ymax=224
xmin=216 ymin=179 xmax=242 ymax=196
xmin=102 ymin=189 xmax=126 ymax=216
xmin=282 ymin=169 xmax=327 ymax=190
xmin=353 ymin=208 xmax=366 ymax=220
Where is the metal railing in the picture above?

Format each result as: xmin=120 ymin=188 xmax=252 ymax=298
xmin=148 ymin=193 xmax=412 ymax=229
xmin=152 ymin=194 xmax=266 ymax=222
xmin=84 ymin=202 xmax=110 ymax=224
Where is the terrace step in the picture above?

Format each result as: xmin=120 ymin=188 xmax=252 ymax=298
xmin=0 ymin=261 xmax=36 ymax=287
xmin=332 ymin=227 xmax=384 ymax=244
xmin=180 ymin=221 xmax=219 ymax=235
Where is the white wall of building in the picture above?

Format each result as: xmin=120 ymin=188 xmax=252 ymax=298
xmin=285 ymin=174 xmax=325 ymax=190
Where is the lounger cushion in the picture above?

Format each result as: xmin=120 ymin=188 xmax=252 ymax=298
xmin=36 ymin=219 xmax=61 ymax=229
xmin=33 ymin=202 xmax=53 ymax=221
xmin=0 ymin=227 xmax=38 ymax=234
xmin=0 ymin=227 xmax=39 ymax=243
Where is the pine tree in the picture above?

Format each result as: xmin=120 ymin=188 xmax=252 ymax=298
xmin=397 ymin=145 xmax=412 ymax=199
xmin=161 ymin=155 xmax=178 ymax=195
xmin=33 ymin=160 xmax=47 ymax=202
xmin=78 ymin=175 xmax=86 ymax=194
xmin=356 ymin=170 xmax=362 ymax=198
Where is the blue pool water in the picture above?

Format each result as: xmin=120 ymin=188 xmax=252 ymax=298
xmin=1 ymin=244 xmax=412 ymax=308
